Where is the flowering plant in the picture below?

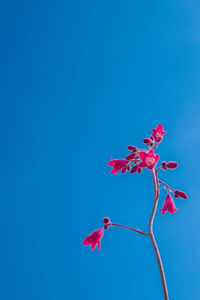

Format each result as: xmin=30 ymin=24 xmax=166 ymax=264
xmin=82 ymin=124 xmax=187 ymax=300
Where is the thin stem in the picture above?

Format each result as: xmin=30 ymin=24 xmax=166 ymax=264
xmin=152 ymin=143 xmax=159 ymax=151
xmin=128 ymin=159 xmax=139 ymax=165
xmin=158 ymin=179 xmax=175 ymax=192
xmin=149 ymin=169 xmax=169 ymax=300
xmin=110 ymin=223 xmax=149 ymax=236
xmin=156 ymin=166 xmax=162 ymax=172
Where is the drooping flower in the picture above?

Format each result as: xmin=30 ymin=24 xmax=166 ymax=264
xmin=108 ymin=158 xmax=129 ymax=174
xmin=138 ymin=150 xmax=159 ymax=170
xmin=152 ymin=124 xmax=166 ymax=143
xmin=82 ymin=228 xmax=104 ymax=251
xmin=159 ymin=193 xmax=180 ymax=215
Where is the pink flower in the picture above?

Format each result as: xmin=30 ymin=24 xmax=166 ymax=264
xmin=108 ymin=158 xmax=129 ymax=174
xmin=152 ymin=124 xmax=166 ymax=143
xmin=82 ymin=228 xmax=104 ymax=251
xmin=159 ymin=193 xmax=180 ymax=215
xmin=138 ymin=150 xmax=159 ymax=170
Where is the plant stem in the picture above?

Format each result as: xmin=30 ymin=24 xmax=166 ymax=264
xmin=149 ymin=169 xmax=169 ymax=300
xmin=158 ymin=179 xmax=175 ymax=192
xmin=110 ymin=223 xmax=149 ymax=236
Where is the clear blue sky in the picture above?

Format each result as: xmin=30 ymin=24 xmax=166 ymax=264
xmin=0 ymin=0 xmax=199 ymax=299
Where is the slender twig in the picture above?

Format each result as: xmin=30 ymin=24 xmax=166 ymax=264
xmin=156 ymin=166 xmax=162 ymax=172
xmin=149 ymin=169 xmax=169 ymax=300
xmin=158 ymin=179 xmax=175 ymax=192
xmin=152 ymin=143 xmax=159 ymax=151
xmin=110 ymin=223 xmax=149 ymax=236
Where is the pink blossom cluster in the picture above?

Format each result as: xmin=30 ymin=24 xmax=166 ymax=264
xmin=82 ymin=124 xmax=188 ymax=251
xmin=108 ymin=124 xmax=166 ymax=175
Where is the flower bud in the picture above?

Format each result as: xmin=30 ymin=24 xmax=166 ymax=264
xmin=166 ymin=162 xmax=178 ymax=169
xmin=174 ymin=190 xmax=188 ymax=199
xmin=137 ymin=167 xmax=142 ymax=174
xmin=103 ymin=217 xmax=110 ymax=224
xmin=149 ymin=135 xmax=155 ymax=146
xmin=174 ymin=190 xmax=179 ymax=198
xmin=161 ymin=161 xmax=167 ymax=170
xmin=126 ymin=164 xmax=131 ymax=171
xmin=104 ymin=224 xmax=109 ymax=230
xmin=126 ymin=153 xmax=136 ymax=160
xmin=143 ymin=138 xmax=151 ymax=145
xmin=150 ymin=135 xmax=154 ymax=141
xmin=127 ymin=145 xmax=137 ymax=152
xmin=131 ymin=165 xmax=138 ymax=173
xmin=177 ymin=191 xmax=188 ymax=199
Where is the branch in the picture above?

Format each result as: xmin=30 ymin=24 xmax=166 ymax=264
xmin=158 ymin=179 xmax=175 ymax=192
xmin=110 ymin=223 xmax=149 ymax=236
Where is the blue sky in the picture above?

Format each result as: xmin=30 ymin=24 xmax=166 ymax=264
xmin=0 ymin=0 xmax=200 ymax=299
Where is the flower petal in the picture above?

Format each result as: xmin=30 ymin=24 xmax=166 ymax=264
xmin=91 ymin=242 xmax=96 ymax=251
xmin=139 ymin=152 xmax=147 ymax=161
xmin=115 ymin=166 xmax=121 ymax=174
xmin=159 ymin=208 xmax=166 ymax=215
xmin=108 ymin=160 xmax=114 ymax=166
xmin=82 ymin=237 xmax=90 ymax=245
xmin=97 ymin=241 xmax=101 ymax=249
xmin=147 ymin=165 xmax=154 ymax=169
xmin=156 ymin=124 xmax=163 ymax=132
xmin=111 ymin=168 xmax=117 ymax=174
xmin=148 ymin=150 xmax=154 ymax=157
